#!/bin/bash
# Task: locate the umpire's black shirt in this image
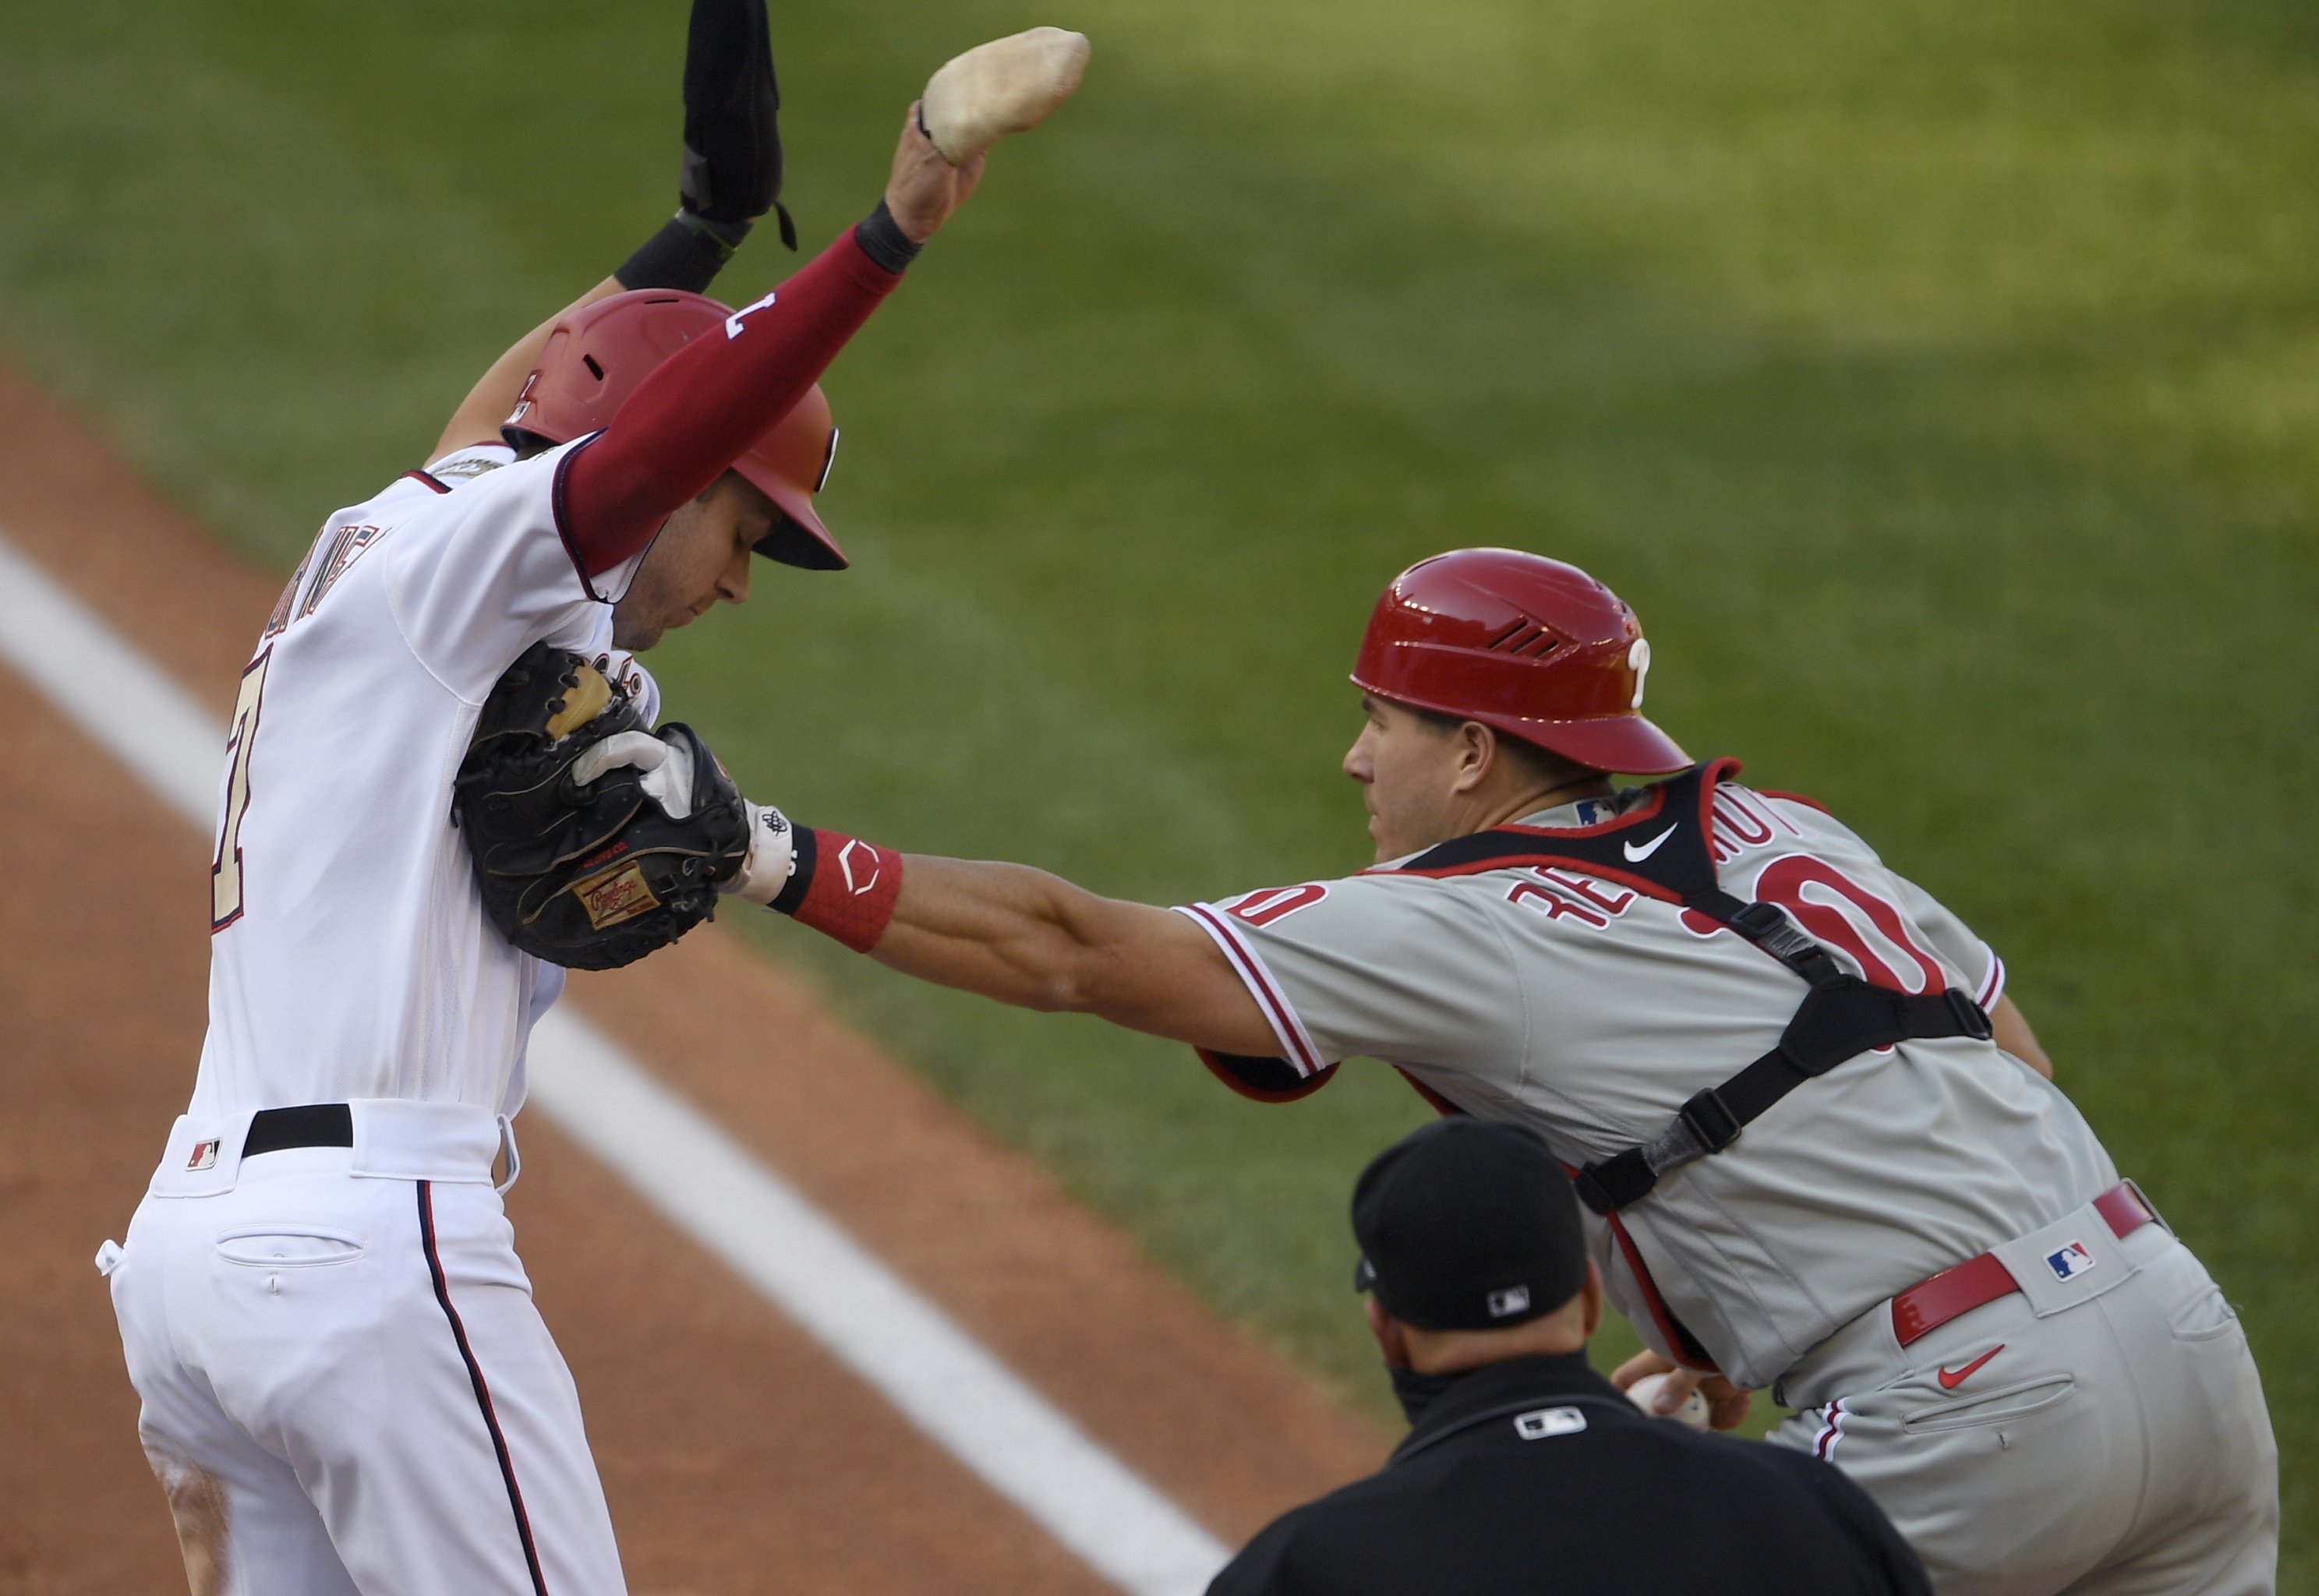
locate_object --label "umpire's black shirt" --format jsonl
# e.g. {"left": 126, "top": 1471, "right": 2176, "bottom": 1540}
{"left": 1206, "top": 1353, "right": 1931, "bottom": 1596}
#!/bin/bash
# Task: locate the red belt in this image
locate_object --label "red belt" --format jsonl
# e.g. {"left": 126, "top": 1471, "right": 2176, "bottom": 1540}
{"left": 1890, "top": 1181, "right": 2158, "bottom": 1347}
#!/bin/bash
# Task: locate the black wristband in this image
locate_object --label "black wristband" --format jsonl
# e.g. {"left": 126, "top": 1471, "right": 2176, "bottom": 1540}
{"left": 769, "top": 824, "right": 818, "bottom": 915}
{"left": 616, "top": 210, "right": 754, "bottom": 294}
{"left": 852, "top": 200, "right": 922, "bottom": 276}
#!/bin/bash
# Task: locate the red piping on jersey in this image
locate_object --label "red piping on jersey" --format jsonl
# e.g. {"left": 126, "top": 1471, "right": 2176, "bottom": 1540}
{"left": 555, "top": 230, "right": 900, "bottom": 580}
{"left": 1180, "top": 904, "right": 1324, "bottom": 1076}
{"left": 1755, "top": 789, "right": 1830, "bottom": 816}
{"left": 1375, "top": 759, "right": 1742, "bottom": 903}
{"left": 1600, "top": 1197, "right": 1721, "bottom": 1373}
{"left": 1361, "top": 778, "right": 1674, "bottom": 879}
{"left": 1977, "top": 952, "right": 2006, "bottom": 1012}
{"left": 402, "top": 469, "right": 452, "bottom": 494}
{"left": 1551, "top": 1149, "right": 1720, "bottom": 1373}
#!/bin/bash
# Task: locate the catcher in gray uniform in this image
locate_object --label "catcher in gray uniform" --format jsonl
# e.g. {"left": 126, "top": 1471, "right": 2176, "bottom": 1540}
{"left": 627, "top": 546, "right": 2275, "bottom": 1594}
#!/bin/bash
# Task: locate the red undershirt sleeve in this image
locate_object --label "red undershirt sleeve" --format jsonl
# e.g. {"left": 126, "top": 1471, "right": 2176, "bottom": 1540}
{"left": 555, "top": 228, "right": 902, "bottom": 581}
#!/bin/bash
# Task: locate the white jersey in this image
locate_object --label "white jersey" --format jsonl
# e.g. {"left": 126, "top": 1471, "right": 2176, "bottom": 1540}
{"left": 192, "top": 440, "right": 659, "bottom": 1122}
{"left": 1181, "top": 778, "right": 2117, "bottom": 1390}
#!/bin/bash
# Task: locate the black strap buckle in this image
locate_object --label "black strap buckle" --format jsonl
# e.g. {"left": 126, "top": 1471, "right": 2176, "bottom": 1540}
{"left": 1727, "top": 900, "right": 1809, "bottom": 957}
{"left": 1571, "top": 1167, "right": 1621, "bottom": 1216}
{"left": 1944, "top": 987, "right": 1995, "bottom": 1040}
{"left": 1727, "top": 900, "right": 1847, "bottom": 985}
{"left": 1677, "top": 1087, "right": 1743, "bottom": 1154}
{"left": 1573, "top": 1150, "right": 1658, "bottom": 1215}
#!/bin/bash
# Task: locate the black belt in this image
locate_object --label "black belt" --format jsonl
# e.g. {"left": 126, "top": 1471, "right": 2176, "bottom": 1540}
{"left": 242, "top": 1103, "right": 353, "bottom": 1157}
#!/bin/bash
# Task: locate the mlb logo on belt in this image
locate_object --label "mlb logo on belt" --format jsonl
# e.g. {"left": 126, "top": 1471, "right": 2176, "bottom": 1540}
{"left": 186, "top": 1139, "right": 221, "bottom": 1171}
{"left": 2045, "top": 1239, "right": 2096, "bottom": 1281}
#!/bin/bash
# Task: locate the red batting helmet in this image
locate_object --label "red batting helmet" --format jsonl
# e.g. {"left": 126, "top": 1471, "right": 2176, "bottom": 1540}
{"left": 503, "top": 289, "right": 847, "bottom": 570}
{"left": 1351, "top": 549, "right": 1690, "bottom": 775}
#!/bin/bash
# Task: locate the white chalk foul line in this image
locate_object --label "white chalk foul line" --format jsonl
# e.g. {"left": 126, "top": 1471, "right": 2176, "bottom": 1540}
{"left": 0, "top": 530, "right": 1230, "bottom": 1596}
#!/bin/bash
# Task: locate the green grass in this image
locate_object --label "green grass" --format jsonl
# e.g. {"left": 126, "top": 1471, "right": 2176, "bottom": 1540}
{"left": 4, "top": 0, "right": 2313, "bottom": 1574}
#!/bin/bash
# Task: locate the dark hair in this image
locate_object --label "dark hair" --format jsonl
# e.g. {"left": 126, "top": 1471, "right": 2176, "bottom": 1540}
{"left": 1405, "top": 704, "right": 1598, "bottom": 789}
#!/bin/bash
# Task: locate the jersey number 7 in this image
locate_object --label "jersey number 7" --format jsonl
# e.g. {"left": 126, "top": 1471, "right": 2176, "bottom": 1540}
{"left": 210, "top": 651, "right": 272, "bottom": 930}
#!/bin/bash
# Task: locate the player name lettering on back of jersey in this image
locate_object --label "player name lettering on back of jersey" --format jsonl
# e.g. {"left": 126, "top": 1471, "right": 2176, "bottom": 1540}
{"left": 295, "top": 522, "right": 389, "bottom": 623}
{"left": 1506, "top": 868, "right": 1637, "bottom": 930}
{"left": 262, "top": 547, "right": 315, "bottom": 642}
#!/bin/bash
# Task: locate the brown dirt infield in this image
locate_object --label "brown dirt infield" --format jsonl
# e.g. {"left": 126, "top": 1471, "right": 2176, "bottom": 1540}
{"left": 0, "top": 365, "right": 1385, "bottom": 1595}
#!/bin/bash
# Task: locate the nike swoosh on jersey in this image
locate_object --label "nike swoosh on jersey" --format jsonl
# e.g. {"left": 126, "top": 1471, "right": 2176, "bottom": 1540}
{"left": 1937, "top": 1345, "right": 2004, "bottom": 1389}
{"left": 1622, "top": 825, "right": 1677, "bottom": 863}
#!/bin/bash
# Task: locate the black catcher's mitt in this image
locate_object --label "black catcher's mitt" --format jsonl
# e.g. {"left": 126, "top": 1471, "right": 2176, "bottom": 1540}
{"left": 452, "top": 643, "right": 748, "bottom": 970}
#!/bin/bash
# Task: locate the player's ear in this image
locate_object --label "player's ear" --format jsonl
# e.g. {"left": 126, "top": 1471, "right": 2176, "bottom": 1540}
{"left": 1452, "top": 722, "right": 1494, "bottom": 793}
{"left": 1580, "top": 1259, "right": 1603, "bottom": 1340}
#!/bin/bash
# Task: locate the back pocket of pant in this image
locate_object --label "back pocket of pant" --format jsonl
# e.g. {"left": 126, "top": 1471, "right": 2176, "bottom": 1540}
{"left": 2165, "top": 1283, "right": 2243, "bottom": 1344}
{"left": 215, "top": 1227, "right": 365, "bottom": 1268}
{"left": 1900, "top": 1374, "right": 2075, "bottom": 1435}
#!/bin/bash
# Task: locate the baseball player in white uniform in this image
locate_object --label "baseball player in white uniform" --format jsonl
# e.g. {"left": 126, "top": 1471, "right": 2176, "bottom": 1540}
{"left": 713, "top": 548, "right": 2278, "bottom": 1594}
{"left": 98, "top": 24, "right": 988, "bottom": 1586}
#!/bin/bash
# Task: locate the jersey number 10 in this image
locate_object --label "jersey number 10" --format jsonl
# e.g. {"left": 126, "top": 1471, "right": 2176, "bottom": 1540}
{"left": 210, "top": 651, "right": 272, "bottom": 930}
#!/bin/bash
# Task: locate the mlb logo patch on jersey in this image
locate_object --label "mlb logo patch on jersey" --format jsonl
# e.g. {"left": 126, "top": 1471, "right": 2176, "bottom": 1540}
{"left": 186, "top": 1139, "right": 221, "bottom": 1171}
{"left": 1514, "top": 1406, "right": 1587, "bottom": 1441}
{"left": 2045, "top": 1240, "right": 2096, "bottom": 1281}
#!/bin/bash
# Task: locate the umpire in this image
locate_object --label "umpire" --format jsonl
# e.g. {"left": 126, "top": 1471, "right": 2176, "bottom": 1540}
{"left": 1207, "top": 1119, "right": 1932, "bottom": 1596}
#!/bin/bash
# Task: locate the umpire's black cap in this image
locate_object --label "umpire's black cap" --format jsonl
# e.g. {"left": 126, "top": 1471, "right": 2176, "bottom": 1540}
{"left": 1352, "top": 1118, "right": 1588, "bottom": 1332}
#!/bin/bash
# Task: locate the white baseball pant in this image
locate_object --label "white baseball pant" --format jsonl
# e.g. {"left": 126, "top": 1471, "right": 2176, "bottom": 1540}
{"left": 104, "top": 1103, "right": 627, "bottom": 1596}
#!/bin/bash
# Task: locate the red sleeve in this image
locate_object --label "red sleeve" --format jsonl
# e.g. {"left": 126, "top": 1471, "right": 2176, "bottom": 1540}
{"left": 557, "top": 229, "right": 901, "bottom": 581}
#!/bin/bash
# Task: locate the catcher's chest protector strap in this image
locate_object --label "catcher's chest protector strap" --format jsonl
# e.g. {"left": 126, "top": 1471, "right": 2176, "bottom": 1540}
{"left": 1398, "top": 760, "right": 1993, "bottom": 1216}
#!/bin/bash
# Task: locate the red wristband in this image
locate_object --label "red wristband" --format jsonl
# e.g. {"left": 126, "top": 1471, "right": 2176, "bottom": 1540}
{"left": 786, "top": 828, "right": 903, "bottom": 952}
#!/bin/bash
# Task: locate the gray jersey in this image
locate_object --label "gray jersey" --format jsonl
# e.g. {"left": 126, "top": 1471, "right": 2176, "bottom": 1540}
{"left": 1179, "top": 779, "right": 2116, "bottom": 1390}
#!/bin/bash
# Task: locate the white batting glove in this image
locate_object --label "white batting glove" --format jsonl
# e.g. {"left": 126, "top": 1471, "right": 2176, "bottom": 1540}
{"left": 567, "top": 730, "right": 796, "bottom": 903}
{"left": 570, "top": 730, "right": 698, "bottom": 819}
{"left": 729, "top": 800, "right": 797, "bottom": 905}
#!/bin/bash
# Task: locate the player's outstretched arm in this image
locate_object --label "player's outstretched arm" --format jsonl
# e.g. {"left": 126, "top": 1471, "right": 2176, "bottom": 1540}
{"left": 428, "top": 0, "right": 795, "bottom": 463}
{"left": 553, "top": 105, "right": 978, "bottom": 577}
{"left": 557, "top": 727, "right": 1274, "bottom": 1047}
{"left": 869, "top": 855, "right": 1278, "bottom": 1054}
{"left": 663, "top": 788, "right": 1278, "bottom": 1052}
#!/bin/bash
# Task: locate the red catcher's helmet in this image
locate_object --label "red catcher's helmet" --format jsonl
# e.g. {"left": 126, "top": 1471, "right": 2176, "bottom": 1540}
{"left": 502, "top": 289, "right": 847, "bottom": 571}
{"left": 1351, "top": 549, "right": 1690, "bottom": 775}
